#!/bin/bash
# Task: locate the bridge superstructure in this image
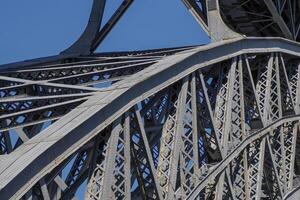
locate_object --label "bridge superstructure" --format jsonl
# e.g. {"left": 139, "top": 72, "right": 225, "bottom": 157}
{"left": 0, "top": 0, "right": 300, "bottom": 199}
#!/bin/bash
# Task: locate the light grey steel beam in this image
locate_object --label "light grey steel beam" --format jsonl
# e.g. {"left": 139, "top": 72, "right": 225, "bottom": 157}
{"left": 7, "top": 58, "right": 159, "bottom": 73}
{"left": 134, "top": 107, "right": 163, "bottom": 199}
{"left": 14, "top": 127, "right": 73, "bottom": 199}
{"left": 181, "top": 0, "right": 210, "bottom": 35}
{"left": 206, "top": 0, "right": 241, "bottom": 41}
{"left": 1, "top": 38, "right": 300, "bottom": 199}
{"left": 14, "top": 128, "right": 30, "bottom": 142}
{"left": 0, "top": 46, "right": 189, "bottom": 72}
{"left": 2, "top": 1, "right": 300, "bottom": 199}
{"left": 40, "top": 179, "right": 51, "bottom": 200}
{"left": 263, "top": 0, "right": 293, "bottom": 40}
{"left": 0, "top": 75, "right": 101, "bottom": 92}
{"left": 0, "top": 97, "right": 88, "bottom": 132}
{"left": 187, "top": 115, "right": 300, "bottom": 200}
{"left": 0, "top": 93, "right": 93, "bottom": 103}
{"left": 46, "top": 60, "right": 157, "bottom": 83}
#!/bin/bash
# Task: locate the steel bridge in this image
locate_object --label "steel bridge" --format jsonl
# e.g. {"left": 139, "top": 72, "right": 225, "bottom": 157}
{"left": 0, "top": 0, "right": 300, "bottom": 199}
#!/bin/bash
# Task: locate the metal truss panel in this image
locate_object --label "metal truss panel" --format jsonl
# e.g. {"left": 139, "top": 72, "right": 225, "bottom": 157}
{"left": 1, "top": 30, "right": 300, "bottom": 200}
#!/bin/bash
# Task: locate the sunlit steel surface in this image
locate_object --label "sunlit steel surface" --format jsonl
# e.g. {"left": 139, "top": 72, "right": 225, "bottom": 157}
{"left": 0, "top": 0, "right": 300, "bottom": 199}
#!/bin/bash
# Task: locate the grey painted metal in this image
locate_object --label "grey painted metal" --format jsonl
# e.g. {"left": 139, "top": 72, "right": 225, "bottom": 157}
{"left": 61, "top": 0, "right": 134, "bottom": 55}
{"left": 0, "top": 37, "right": 300, "bottom": 199}
{"left": 1, "top": 1, "right": 300, "bottom": 200}
{"left": 61, "top": 0, "right": 106, "bottom": 55}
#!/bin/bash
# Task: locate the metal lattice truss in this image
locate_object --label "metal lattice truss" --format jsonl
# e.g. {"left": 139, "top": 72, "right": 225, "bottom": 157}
{"left": 219, "top": 0, "right": 300, "bottom": 40}
{"left": 0, "top": 46, "right": 191, "bottom": 154}
{"left": 183, "top": 0, "right": 300, "bottom": 41}
{"left": 2, "top": 0, "right": 300, "bottom": 199}
{"left": 1, "top": 38, "right": 300, "bottom": 199}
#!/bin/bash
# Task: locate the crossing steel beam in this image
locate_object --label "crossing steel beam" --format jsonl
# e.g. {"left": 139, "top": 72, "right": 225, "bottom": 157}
{"left": 1, "top": 0, "right": 300, "bottom": 199}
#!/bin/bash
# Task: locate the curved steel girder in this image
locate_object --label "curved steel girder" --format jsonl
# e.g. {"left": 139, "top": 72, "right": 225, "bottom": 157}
{"left": 0, "top": 1, "right": 105, "bottom": 70}
{"left": 61, "top": 0, "right": 134, "bottom": 55}
{"left": 61, "top": 0, "right": 106, "bottom": 55}
{"left": 284, "top": 186, "right": 300, "bottom": 200}
{"left": 0, "top": 0, "right": 134, "bottom": 70}
{"left": 1, "top": 37, "right": 300, "bottom": 199}
{"left": 187, "top": 114, "right": 300, "bottom": 199}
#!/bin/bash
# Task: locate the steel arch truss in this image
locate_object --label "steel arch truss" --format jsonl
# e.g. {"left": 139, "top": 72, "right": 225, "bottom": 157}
{"left": 3, "top": 0, "right": 300, "bottom": 199}
{"left": 1, "top": 39, "right": 300, "bottom": 199}
{"left": 0, "top": 47, "right": 189, "bottom": 156}
{"left": 81, "top": 51, "right": 300, "bottom": 200}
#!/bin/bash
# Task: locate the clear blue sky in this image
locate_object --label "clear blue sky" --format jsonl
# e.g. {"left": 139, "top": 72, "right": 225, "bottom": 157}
{"left": 0, "top": 0, "right": 209, "bottom": 198}
{"left": 0, "top": 0, "right": 209, "bottom": 65}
